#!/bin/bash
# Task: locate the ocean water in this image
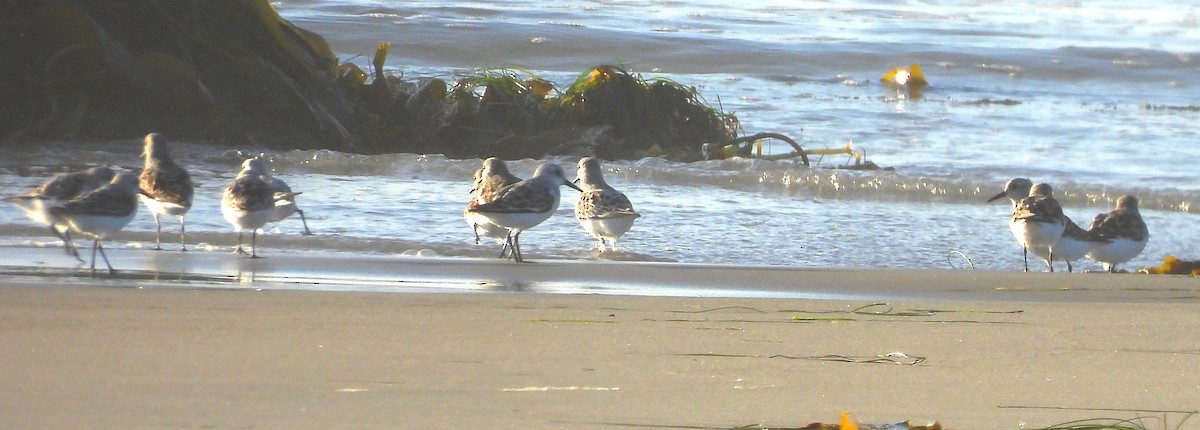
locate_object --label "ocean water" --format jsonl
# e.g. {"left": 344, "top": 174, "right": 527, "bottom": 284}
{"left": 2, "top": 1, "right": 1198, "bottom": 274}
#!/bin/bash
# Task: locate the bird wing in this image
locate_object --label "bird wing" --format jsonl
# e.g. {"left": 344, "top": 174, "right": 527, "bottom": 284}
{"left": 224, "top": 176, "right": 275, "bottom": 211}
{"left": 470, "top": 182, "right": 555, "bottom": 214}
{"left": 576, "top": 190, "right": 638, "bottom": 220}
{"left": 1012, "top": 196, "right": 1062, "bottom": 223}
{"left": 50, "top": 186, "right": 137, "bottom": 217}
{"left": 140, "top": 163, "right": 194, "bottom": 206}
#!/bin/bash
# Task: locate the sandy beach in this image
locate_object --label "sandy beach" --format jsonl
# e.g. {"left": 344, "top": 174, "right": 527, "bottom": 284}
{"left": 1, "top": 248, "right": 1199, "bottom": 429}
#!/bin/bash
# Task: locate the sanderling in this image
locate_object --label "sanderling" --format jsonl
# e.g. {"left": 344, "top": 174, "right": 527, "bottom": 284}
{"left": 47, "top": 171, "right": 141, "bottom": 274}
{"left": 574, "top": 157, "right": 640, "bottom": 252}
{"left": 987, "top": 178, "right": 1034, "bottom": 208}
{"left": 465, "top": 163, "right": 581, "bottom": 263}
{"left": 1086, "top": 195, "right": 1149, "bottom": 272}
{"left": 1011, "top": 183, "right": 1066, "bottom": 272}
{"left": 987, "top": 178, "right": 1033, "bottom": 262}
{"left": 138, "top": 133, "right": 194, "bottom": 251}
{"left": 989, "top": 178, "right": 1107, "bottom": 272}
{"left": 464, "top": 157, "right": 522, "bottom": 251}
{"left": 6, "top": 166, "right": 115, "bottom": 261}
{"left": 221, "top": 159, "right": 276, "bottom": 258}
{"left": 259, "top": 161, "right": 312, "bottom": 235}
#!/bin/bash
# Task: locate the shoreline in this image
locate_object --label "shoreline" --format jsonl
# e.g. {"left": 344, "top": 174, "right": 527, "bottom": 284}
{"left": 1, "top": 247, "right": 1198, "bottom": 429}
{"left": 2, "top": 245, "right": 1198, "bottom": 303}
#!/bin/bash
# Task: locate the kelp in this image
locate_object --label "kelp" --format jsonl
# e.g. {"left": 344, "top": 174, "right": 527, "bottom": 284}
{"left": 0, "top": 0, "right": 767, "bottom": 161}
{"left": 1139, "top": 255, "right": 1200, "bottom": 276}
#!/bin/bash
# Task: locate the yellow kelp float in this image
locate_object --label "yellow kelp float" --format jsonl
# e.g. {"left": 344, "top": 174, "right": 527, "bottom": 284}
{"left": 882, "top": 63, "right": 929, "bottom": 98}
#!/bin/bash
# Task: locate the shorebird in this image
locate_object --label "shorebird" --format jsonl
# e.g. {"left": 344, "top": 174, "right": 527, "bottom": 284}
{"left": 138, "top": 133, "right": 194, "bottom": 251}
{"left": 987, "top": 178, "right": 1033, "bottom": 264}
{"left": 1011, "top": 183, "right": 1066, "bottom": 272}
{"left": 990, "top": 178, "right": 1107, "bottom": 272}
{"left": 465, "top": 163, "right": 581, "bottom": 263}
{"left": 574, "top": 157, "right": 640, "bottom": 252}
{"left": 221, "top": 159, "right": 276, "bottom": 258}
{"left": 1086, "top": 195, "right": 1149, "bottom": 272}
{"left": 47, "top": 171, "right": 141, "bottom": 274}
{"left": 6, "top": 166, "right": 115, "bottom": 261}
{"left": 464, "top": 157, "right": 522, "bottom": 252}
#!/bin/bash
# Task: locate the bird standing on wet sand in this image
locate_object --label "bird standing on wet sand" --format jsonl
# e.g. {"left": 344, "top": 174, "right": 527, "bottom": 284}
{"left": 465, "top": 163, "right": 581, "bottom": 263}
{"left": 988, "top": 178, "right": 1033, "bottom": 265}
{"left": 221, "top": 159, "right": 276, "bottom": 258}
{"left": 1011, "top": 183, "right": 1066, "bottom": 272}
{"left": 1086, "top": 195, "right": 1149, "bottom": 272}
{"left": 990, "top": 178, "right": 1104, "bottom": 272}
{"left": 464, "top": 157, "right": 522, "bottom": 251}
{"left": 48, "top": 171, "right": 141, "bottom": 275}
{"left": 138, "top": 133, "right": 194, "bottom": 251}
{"left": 574, "top": 157, "right": 640, "bottom": 252}
{"left": 7, "top": 166, "right": 116, "bottom": 261}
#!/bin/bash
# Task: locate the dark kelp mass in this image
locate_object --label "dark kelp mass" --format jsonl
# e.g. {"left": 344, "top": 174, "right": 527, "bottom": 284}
{"left": 1, "top": 0, "right": 740, "bottom": 161}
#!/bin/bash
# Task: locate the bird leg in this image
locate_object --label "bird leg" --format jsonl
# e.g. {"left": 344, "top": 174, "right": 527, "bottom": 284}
{"left": 249, "top": 230, "right": 262, "bottom": 259}
{"left": 53, "top": 225, "right": 83, "bottom": 262}
{"left": 297, "top": 210, "right": 313, "bottom": 235}
{"left": 1022, "top": 246, "right": 1029, "bottom": 272}
{"left": 233, "top": 232, "right": 250, "bottom": 255}
{"left": 153, "top": 212, "right": 163, "bottom": 251}
{"left": 179, "top": 215, "right": 188, "bottom": 251}
{"left": 512, "top": 231, "right": 525, "bottom": 263}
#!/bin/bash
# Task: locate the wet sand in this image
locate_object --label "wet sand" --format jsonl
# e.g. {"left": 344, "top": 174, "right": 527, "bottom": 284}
{"left": 1, "top": 248, "right": 1199, "bottom": 429}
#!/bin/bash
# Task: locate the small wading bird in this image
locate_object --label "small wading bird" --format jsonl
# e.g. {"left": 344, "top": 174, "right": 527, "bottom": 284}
{"left": 221, "top": 159, "right": 276, "bottom": 258}
{"left": 464, "top": 163, "right": 581, "bottom": 263}
{"left": 1086, "top": 195, "right": 1149, "bottom": 272}
{"left": 138, "top": 133, "right": 195, "bottom": 251}
{"left": 464, "top": 157, "right": 522, "bottom": 255}
{"left": 48, "top": 172, "right": 141, "bottom": 275}
{"left": 990, "top": 178, "right": 1105, "bottom": 272}
{"left": 1010, "top": 183, "right": 1066, "bottom": 272}
{"left": 574, "top": 157, "right": 640, "bottom": 252}
{"left": 988, "top": 178, "right": 1033, "bottom": 267}
{"left": 6, "top": 166, "right": 115, "bottom": 261}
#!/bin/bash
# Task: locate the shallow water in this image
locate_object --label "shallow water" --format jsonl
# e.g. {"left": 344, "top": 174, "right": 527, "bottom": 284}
{"left": 1, "top": 1, "right": 1198, "bottom": 274}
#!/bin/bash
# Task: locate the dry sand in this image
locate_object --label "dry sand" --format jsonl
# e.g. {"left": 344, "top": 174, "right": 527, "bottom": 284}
{"left": 1, "top": 249, "right": 1199, "bottom": 429}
